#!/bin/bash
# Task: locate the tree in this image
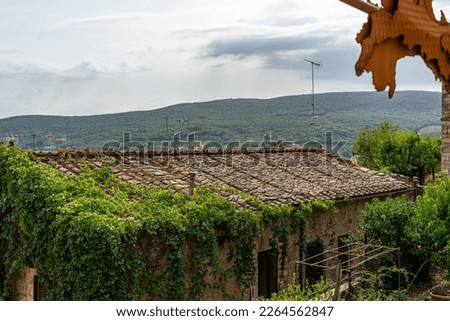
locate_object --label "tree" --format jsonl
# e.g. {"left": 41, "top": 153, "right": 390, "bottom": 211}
{"left": 352, "top": 121, "right": 399, "bottom": 169}
{"left": 414, "top": 135, "right": 441, "bottom": 181}
{"left": 414, "top": 178, "right": 450, "bottom": 277}
{"left": 360, "top": 196, "right": 414, "bottom": 249}
{"left": 360, "top": 196, "right": 434, "bottom": 278}
{"left": 361, "top": 179, "right": 450, "bottom": 279}
{"left": 352, "top": 121, "right": 440, "bottom": 184}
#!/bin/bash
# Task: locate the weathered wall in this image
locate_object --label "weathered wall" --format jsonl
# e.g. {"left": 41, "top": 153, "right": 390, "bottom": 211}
{"left": 12, "top": 267, "right": 36, "bottom": 301}
{"left": 12, "top": 191, "right": 414, "bottom": 301}
{"left": 443, "top": 85, "right": 450, "bottom": 176}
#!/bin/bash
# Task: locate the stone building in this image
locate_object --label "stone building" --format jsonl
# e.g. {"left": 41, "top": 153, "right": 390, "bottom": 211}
{"left": 13, "top": 147, "right": 415, "bottom": 300}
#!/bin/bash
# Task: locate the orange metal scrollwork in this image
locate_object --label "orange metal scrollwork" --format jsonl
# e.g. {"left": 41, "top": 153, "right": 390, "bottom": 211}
{"left": 341, "top": 0, "right": 450, "bottom": 97}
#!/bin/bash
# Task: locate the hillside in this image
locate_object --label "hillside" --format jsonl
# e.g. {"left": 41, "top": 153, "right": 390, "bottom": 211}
{"left": 0, "top": 91, "right": 441, "bottom": 158}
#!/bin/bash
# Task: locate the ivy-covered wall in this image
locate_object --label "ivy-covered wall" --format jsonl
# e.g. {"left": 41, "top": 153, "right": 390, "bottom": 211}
{"left": 0, "top": 145, "right": 336, "bottom": 300}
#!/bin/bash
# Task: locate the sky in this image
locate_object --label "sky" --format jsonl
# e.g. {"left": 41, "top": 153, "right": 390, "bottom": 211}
{"left": 0, "top": 0, "right": 449, "bottom": 118}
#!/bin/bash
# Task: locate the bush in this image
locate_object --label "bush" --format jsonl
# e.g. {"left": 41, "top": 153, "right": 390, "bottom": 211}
{"left": 265, "top": 276, "right": 334, "bottom": 301}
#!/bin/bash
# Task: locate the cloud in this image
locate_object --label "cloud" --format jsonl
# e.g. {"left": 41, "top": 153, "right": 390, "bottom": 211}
{"left": 264, "top": 15, "right": 317, "bottom": 27}
{"left": 61, "top": 60, "right": 115, "bottom": 81}
{"left": 204, "top": 34, "right": 330, "bottom": 58}
{"left": 0, "top": 60, "right": 150, "bottom": 82}
{"left": 201, "top": 31, "right": 353, "bottom": 74}
{"left": 0, "top": 49, "right": 22, "bottom": 55}
{"left": 0, "top": 62, "right": 55, "bottom": 81}
{"left": 63, "top": 12, "right": 157, "bottom": 25}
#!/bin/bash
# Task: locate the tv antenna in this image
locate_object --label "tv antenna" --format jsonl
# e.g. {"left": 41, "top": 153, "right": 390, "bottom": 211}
{"left": 304, "top": 59, "right": 321, "bottom": 140}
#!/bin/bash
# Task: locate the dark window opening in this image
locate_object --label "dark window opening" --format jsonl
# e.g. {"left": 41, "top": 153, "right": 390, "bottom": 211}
{"left": 338, "top": 235, "right": 349, "bottom": 268}
{"left": 305, "top": 239, "right": 324, "bottom": 284}
{"left": 33, "top": 275, "right": 47, "bottom": 301}
{"left": 258, "top": 250, "right": 278, "bottom": 298}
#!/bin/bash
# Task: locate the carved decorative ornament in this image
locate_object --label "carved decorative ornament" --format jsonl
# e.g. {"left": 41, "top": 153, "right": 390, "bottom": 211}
{"left": 342, "top": 0, "right": 450, "bottom": 97}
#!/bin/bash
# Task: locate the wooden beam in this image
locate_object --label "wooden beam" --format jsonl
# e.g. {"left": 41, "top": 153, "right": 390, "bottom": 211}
{"left": 340, "top": 0, "right": 379, "bottom": 14}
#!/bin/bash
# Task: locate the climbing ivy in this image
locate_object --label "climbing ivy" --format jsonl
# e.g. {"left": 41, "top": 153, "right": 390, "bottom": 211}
{"left": 0, "top": 145, "right": 336, "bottom": 300}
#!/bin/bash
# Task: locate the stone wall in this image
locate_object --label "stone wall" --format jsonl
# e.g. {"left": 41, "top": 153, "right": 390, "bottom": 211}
{"left": 442, "top": 84, "right": 450, "bottom": 176}
{"left": 11, "top": 191, "right": 413, "bottom": 301}
{"left": 12, "top": 267, "right": 36, "bottom": 301}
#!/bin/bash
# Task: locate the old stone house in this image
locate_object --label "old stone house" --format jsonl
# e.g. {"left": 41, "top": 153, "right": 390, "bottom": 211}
{"left": 10, "top": 147, "right": 415, "bottom": 300}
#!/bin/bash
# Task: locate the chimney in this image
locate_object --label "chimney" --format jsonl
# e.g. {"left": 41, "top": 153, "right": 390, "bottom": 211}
{"left": 188, "top": 172, "right": 196, "bottom": 196}
{"left": 442, "top": 84, "right": 450, "bottom": 176}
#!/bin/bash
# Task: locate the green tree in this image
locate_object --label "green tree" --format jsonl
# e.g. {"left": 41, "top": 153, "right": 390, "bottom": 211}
{"left": 360, "top": 196, "right": 433, "bottom": 277}
{"left": 414, "top": 178, "right": 450, "bottom": 277}
{"left": 414, "top": 135, "right": 441, "bottom": 181}
{"left": 352, "top": 121, "right": 440, "bottom": 184}
{"left": 379, "top": 130, "right": 420, "bottom": 179}
{"left": 360, "top": 196, "right": 414, "bottom": 249}
{"left": 380, "top": 131, "right": 440, "bottom": 184}
{"left": 361, "top": 180, "right": 450, "bottom": 279}
{"left": 352, "top": 121, "right": 400, "bottom": 169}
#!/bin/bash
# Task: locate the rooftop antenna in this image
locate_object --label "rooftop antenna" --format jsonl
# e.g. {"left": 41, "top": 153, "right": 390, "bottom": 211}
{"left": 304, "top": 59, "right": 321, "bottom": 141}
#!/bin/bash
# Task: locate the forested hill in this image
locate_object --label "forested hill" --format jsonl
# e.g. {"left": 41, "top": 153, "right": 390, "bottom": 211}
{"left": 0, "top": 90, "right": 441, "bottom": 157}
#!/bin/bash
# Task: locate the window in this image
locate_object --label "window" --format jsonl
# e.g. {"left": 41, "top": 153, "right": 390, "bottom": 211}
{"left": 258, "top": 250, "right": 278, "bottom": 298}
{"left": 338, "top": 235, "right": 349, "bottom": 268}
{"left": 305, "top": 239, "right": 324, "bottom": 284}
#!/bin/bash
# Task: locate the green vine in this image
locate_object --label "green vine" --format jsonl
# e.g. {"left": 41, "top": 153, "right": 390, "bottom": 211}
{"left": 0, "top": 145, "right": 336, "bottom": 300}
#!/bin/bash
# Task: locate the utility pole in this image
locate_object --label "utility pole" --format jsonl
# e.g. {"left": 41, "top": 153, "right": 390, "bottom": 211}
{"left": 32, "top": 132, "right": 35, "bottom": 151}
{"left": 165, "top": 116, "right": 169, "bottom": 136}
{"left": 304, "top": 59, "right": 321, "bottom": 140}
{"left": 65, "top": 123, "right": 69, "bottom": 149}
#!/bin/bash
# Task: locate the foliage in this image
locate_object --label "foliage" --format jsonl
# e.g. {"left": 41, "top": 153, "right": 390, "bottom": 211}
{"left": 350, "top": 268, "right": 411, "bottom": 301}
{"left": 360, "top": 196, "right": 434, "bottom": 277}
{"left": 265, "top": 275, "right": 334, "bottom": 301}
{"left": 352, "top": 121, "right": 400, "bottom": 169}
{"left": 361, "top": 178, "right": 450, "bottom": 280}
{"left": 360, "top": 196, "right": 414, "bottom": 248}
{"left": 414, "top": 178, "right": 450, "bottom": 278}
{"left": 380, "top": 131, "right": 440, "bottom": 184}
{"left": 0, "top": 145, "right": 337, "bottom": 300}
{"left": 352, "top": 121, "right": 440, "bottom": 184}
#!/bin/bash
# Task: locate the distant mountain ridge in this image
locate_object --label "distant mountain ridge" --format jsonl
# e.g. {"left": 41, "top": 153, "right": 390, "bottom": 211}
{"left": 0, "top": 91, "right": 441, "bottom": 157}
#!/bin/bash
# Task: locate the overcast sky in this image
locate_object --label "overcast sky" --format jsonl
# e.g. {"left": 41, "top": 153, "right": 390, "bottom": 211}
{"left": 0, "top": 0, "right": 448, "bottom": 118}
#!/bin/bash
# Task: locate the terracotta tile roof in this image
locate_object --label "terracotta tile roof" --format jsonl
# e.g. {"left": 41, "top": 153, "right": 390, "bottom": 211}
{"left": 34, "top": 148, "right": 413, "bottom": 207}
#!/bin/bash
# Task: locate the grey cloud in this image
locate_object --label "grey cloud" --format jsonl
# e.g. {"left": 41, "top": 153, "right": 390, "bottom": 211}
{"left": 0, "top": 60, "right": 150, "bottom": 83}
{"left": 261, "top": 45, "right": 359, "bottom": 81}
{"left": 204, "top": 34, "right": 331, "bottom": 58}
{"left": 61, "top": 60, "right": 119, "bottom": 81}
{"left": 202, "top": 32, "right": 357, "bottom": 72}
{"left": 61, "top": 60, "right": 150, "bottom": 81}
